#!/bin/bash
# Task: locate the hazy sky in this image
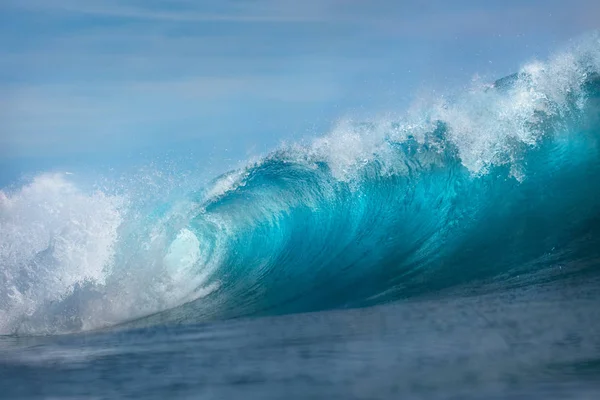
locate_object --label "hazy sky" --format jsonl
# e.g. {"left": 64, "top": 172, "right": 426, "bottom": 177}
{"left": 1, "top": 0, "right": 599, "bottom": 184}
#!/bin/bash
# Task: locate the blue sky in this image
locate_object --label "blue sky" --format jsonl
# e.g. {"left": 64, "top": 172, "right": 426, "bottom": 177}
{"left": 1, "top": 0, "right": 599, "bottom": 185}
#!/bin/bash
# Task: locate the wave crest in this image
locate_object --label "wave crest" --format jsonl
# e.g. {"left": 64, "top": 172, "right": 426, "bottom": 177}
{"left": 2, "top": 33, "right": 600, "bottom": 335}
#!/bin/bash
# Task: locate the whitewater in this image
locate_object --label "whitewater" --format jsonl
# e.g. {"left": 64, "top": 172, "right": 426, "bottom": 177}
{"left": 1, "top": 33, "right": 600, "bottom": 399}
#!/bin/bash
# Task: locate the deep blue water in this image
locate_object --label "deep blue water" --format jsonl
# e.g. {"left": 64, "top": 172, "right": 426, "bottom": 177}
{"left": 2, "top": 275, "right": 600, "bottom": 399}
{"left": 1, "top": 35, "right": 600, "bottom": 399}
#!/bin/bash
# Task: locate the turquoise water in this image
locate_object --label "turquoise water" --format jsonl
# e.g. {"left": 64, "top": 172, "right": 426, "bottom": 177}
{"left": 1, "top": 34, "right": 600, "bottom": 399}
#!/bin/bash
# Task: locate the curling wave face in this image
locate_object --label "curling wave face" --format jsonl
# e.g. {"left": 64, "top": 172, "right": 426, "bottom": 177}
{"left": 2, "top": 34, "right": 600, "bottom": 335}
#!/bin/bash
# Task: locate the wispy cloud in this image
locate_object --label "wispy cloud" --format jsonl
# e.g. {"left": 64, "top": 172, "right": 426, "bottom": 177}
{"left": 0, "top": 73, "right": 346, "bottom": 157}
{"left": 1, "top": 0, "right": 599, "bottom": 166}
{"left": 2, "top": 0, "right": 333, "bottom": 23}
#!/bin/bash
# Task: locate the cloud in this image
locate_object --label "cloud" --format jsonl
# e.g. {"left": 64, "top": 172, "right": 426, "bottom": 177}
{"left": 1, "top": 0, "right": 599, "bottom": 163}
{"left": 1, "top": 0, "right": 331, "bottom": 23}
{"left": 0, "top": 73, "right": 345, "bottom": 157}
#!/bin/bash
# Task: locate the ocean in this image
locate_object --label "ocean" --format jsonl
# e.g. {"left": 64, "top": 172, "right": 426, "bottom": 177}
{"left": 1, "top": 34, "right": 600, "bottom": 399}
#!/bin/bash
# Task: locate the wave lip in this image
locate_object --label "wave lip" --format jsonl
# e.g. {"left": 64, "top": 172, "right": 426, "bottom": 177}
{"left": 2, "top": 33, "right": 600, "bottom": 335}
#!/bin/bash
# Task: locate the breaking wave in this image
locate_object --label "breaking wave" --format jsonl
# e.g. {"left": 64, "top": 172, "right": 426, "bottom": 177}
{"left": 2, "top": 33, "right": 600, "bottom": 335}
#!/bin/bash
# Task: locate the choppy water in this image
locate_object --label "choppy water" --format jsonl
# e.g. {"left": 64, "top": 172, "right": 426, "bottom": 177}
{"left": 1, "top": 33, "right": 600, "bottom": 399}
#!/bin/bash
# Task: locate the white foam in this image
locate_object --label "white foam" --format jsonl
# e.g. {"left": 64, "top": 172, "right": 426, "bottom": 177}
{"left": 0, "top": 173, "right": 124, "bottom": 334}
{"left": 311, "top": 119, "right": 389, "bottom": 181}
{"left": 203, "top": 169, "right": 249, "bottom": 202}
{"left": 307, "top": 33, "right": 600, "bottom": 179}
{"left": 0, "top": 173, "right": 226, "bottom": 335}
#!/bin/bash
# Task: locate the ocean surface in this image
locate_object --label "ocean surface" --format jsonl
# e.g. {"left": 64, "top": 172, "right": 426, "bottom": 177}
{"left": 1, "top": 34, "right": 600, "bottom": 399}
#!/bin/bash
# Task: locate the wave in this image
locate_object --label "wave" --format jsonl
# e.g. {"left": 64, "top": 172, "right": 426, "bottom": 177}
{"left": 2, "top": 33, "right": 600, "bottom": 335}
